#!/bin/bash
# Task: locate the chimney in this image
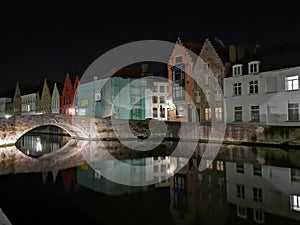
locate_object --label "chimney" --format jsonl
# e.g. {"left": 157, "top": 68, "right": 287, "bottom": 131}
{"left": 229, "top": 44, "right": 237, "bottom": 63}
{"left": 237, "top": 45, "right": 245, "bottom": 61}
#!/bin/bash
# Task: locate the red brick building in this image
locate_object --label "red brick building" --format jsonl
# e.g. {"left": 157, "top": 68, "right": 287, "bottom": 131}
{"left": 60, "top": 73, "right": 80, "bottom": 115}
{"left": 168, "top": 37, "right": 231, "bottom": 122}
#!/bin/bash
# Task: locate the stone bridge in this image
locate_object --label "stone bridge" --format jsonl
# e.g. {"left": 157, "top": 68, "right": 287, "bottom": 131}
{"left": 0, "top": 114, "right": 94, "bottom": 146}
{"left": 0, "top": 113, "right": 299, "bottom": 147}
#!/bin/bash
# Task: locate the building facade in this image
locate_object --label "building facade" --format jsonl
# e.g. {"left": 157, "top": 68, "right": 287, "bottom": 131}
{"left": 224, "top": 62, "right": 300, "bottom": 126}
{"left": 0, "top": 98, "right": 12, "bottom": 117}
{"left": 13, "top": 82, "right": 22, "bottom": 115}
{"left": 37, "top": 79, "right": 52, "bottom": 114}
{"left": 150, "top": 80, "right": 169, "bottom": 120}
{"left": 168, "top": 37, "right": 229, "bottom": 122}
{"left": 76, "top": 68, "right": 149, "bottom": 120}
{"left": 51, "top": 83, "right": 60, "bottom": 114}
{"left": 21, "top": 93, "right": 37, "bottom": 115}
{"left": 60, "top": 73, "right": 79, "bottom": 115}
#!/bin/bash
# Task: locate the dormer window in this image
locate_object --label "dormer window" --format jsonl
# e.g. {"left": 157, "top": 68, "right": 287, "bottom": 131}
{"left": 232, "top": 64, "right": 243, "bottom": 76}
{"left": 248, "top": 61, "right": 260, "bottom": 74}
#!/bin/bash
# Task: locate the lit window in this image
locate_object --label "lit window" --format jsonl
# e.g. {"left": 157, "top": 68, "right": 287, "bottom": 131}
{"left": 285, "top": 75, "right": 299, "bottom": 91}
{"left": 253, "top": 187, "right": 263, "bottom": 202}
{"left": 234, "top": 106, "right": 243, "bottom": 121}
{"left": 234, "top": 82, "right": 242, "bottom": 95}
{"left": 206, "top": 160, "right": 213, "bottom": 169}
{"left": 205, "top": 107, "right": 211, "bottom": 121}
{"left": 237, "top": 184, "right": 245, "bottom": 198}
{"left": 250, "top": 105, "right": 260, "bottom": 122}
{"left": 216, "top": 161, "right": 224, "bottom": 171}
{"left": 288, "top": 103, "right": 299, "bottom": 121}
{"left": 290, "top": 195, "right": 300, "bottom": 211}
{"left": 215, "top": 107, "right": 222, "bottom": 121}
{"left": 249, "top": 80, "right": 258, "bottom": 94}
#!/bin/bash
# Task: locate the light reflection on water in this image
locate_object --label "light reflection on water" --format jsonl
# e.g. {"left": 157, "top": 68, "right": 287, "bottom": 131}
{"left": 5, "top": 130, "right": 300, "bottom": 225}
{"left": 4, "top": 127, "right": 300, "bottom": 225}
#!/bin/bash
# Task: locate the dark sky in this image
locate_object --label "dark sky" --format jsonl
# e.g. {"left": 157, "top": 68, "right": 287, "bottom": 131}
{"left": 1, "top": 0, "right": 300, "bottom": 96}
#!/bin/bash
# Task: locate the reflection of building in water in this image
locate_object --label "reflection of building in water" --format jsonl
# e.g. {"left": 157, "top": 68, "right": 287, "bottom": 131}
{"left": 153, "top": 156, "right": 173, "bottom": 188}
{"left": 77, "top": 160, "right": 150, "bottom": 196}
{"left": 16, "top": 133, "right": 70, "bottom": 157}
{"left": 170, "top": 156, "right": 229, "bottom": 225}
{"left": 226, "top": 161, "right": 300, "bottom": 224}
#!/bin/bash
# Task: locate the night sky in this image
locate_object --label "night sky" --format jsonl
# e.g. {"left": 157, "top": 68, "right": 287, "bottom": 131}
{"left": 1, "top": 0, "right": 300, "bottom": 96}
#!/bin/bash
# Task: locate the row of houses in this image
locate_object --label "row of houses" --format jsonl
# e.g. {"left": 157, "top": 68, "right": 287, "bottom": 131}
{"left": 0, "top": 74, "right": 80, "bottom": 118}
{"left": 75, "top": 37, "right": 300, "bottom": 126}
{"left": 1, "top": 37, "right": 300, "bottom": 126}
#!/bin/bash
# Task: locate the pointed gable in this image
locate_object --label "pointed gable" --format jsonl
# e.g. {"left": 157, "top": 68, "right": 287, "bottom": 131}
{"left": 41, "top": 79, "right": 51, "bottom": 101}
{"left": 62, "top": 73, "right": 73, "bottom": 96}
{"left": 73, "top": 75, "right": 80, "bottom": 92}
{"left": 14, "top": 82, "right": 21, "bottom": 101}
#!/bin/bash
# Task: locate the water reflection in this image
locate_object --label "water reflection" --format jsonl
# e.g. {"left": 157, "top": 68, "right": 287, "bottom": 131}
{"left": 2, "top": 142, "right": 300, "bottom": 225}
{"left": 15, "top": 126, "right": 71, "bottom": 158}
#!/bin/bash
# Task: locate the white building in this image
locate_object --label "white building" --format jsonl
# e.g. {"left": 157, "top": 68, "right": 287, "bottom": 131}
{"left": 150, "top": 81, "right": 169, "bottom": 120}
{"left": 21, "top": 93, "right": 37, "bottom": 115}
{"left": 51, "top": 83, "right": 60, "bottom": 113}
{"left": 226, "top": 161, "right": 300, "bottom": 223}
{"left": 224, "top": 61, "right": 300, "bottom": 126}
{"left": 0, "top": 98, "right": 12, "bottom": 117}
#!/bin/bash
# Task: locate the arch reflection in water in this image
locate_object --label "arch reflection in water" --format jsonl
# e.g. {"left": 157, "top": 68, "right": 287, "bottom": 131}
{"left": 15, "top": 125, "right": 71, "bottom": 158}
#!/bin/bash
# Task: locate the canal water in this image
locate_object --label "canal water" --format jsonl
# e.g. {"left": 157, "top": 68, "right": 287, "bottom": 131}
{"left": 1, "top": 127, "right": 300, "bottom": 225}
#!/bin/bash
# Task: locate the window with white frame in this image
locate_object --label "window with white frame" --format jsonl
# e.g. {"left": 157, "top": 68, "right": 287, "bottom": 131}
{"left": 237, "top": 184, "right": 245, "bottom": 198}
{"left": 205, "top": 107, "right": 211, "bottom": 121}
{"left": 237, "top": 205, "right": 247, "bottom": 219}
{"left": 233, "top": 64, "right": 243, "bottom": 76}
{"left": 253, "top": 187, "right": 263, "bottom": 202}
{"left": 234, "top": 82, "right": 242, "bottom": 95}
{"left": 248, "top": 61, "right": 260, "bottom": 74}
{"left": 205, "top": 90, "right": 210, "bottom": 102}
{"left": 236, "top": 162, "right": 244, "bottom": 173}
{"left": 250, "top": 105, "right": 260, "bottom": 122}
{"left": 159, "top": 96, "right": 165, "bottom": 104}
{"left": 249, "top": 80, "right": 258, "bottom": 94}
{"left": 290, "top": 194, "right": 300, "bottom": 211}
{"left": 215, "top": 107, "right": 222, "bottom": 121}
{"left": 194, "top": 92, "right": 201, "bottom": 103}
{"left": 253, "top": 210, "right": 264, "bottom": 224}
{"left": 152, "top": 96, "right": 158, "bottom": 104}
{"left": 288, "top": 103, "right": 299, "bottom": 121}
{"left": 215, "top": 89, "right": 222, "bottom": 101}
{"left": 159, "top": 86, "right": 165, "bottom": 93}
{"left": 291, "top": 169, "right": 300, "bottom": 182}
{"left": 234, "top": 106, "right": 243, "bottom": 121}
{"left": 176, "top": 104, "right": 185, "bottom": 117}
{"left": 285, "top": 75, "right": 299, "bottom": 91}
